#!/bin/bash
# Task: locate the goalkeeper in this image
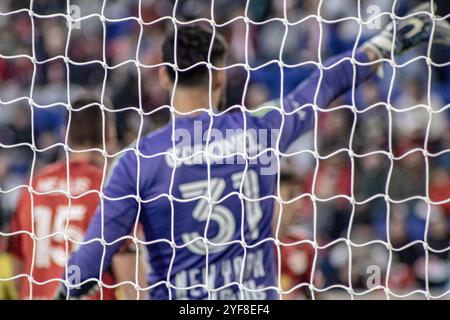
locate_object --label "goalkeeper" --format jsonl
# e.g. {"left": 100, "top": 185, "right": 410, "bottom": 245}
{"left": 59, "top": 5, "right": 450, "bottom": 299}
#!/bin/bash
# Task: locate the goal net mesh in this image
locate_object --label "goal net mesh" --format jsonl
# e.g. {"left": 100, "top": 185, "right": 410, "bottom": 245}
{"left": 0, "top": 0, "right": 449, "bottom": 300}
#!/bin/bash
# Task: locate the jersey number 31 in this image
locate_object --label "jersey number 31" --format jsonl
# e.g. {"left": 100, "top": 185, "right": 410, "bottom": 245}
{"left": 179, "top": 169, "right": 263, "bottom": 255}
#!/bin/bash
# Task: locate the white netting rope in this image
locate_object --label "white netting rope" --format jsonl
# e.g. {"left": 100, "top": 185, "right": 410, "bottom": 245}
{"left": 0, "top": 0, "right": 449, "bottom": 300}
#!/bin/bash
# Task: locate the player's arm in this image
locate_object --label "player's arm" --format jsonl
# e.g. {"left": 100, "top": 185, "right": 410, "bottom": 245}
{"left": 270, "top": 3, "right": 450, "bottom": 151}
{"left": 56, "top": 150, "right": 140, "bottom": 299}
{"left": 111, "top": 247, "right": 147, "bottom": 300}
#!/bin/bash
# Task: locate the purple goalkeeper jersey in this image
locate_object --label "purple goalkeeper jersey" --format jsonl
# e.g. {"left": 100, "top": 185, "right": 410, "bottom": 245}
{"left": 65, "top": 50, "right": 375, "bottom": 300}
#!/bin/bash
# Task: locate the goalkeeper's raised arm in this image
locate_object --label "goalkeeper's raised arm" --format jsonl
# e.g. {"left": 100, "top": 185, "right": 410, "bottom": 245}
{"left": 265, "top": 3, "right": 450, "bottom": 152}
{"left": 58, "top": 4, "right": 449, "bottom": 300}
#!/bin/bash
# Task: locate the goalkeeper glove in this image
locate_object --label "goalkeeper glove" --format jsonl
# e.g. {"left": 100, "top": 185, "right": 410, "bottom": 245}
{"left": 363, "top": 3, "right": 450, "bottom": 59}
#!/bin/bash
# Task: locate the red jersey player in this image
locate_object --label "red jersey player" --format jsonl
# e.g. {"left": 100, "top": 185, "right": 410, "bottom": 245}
{"left": 273, "top": 167, "right": 323, "bottom": 300}
{"left": 8, "top": 97, "right": 144, "bottom": 300}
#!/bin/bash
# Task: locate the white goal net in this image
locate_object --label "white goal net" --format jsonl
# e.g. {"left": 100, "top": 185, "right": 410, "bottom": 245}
{"left": 0, "top": 0, "right": 449, "bottom": 300}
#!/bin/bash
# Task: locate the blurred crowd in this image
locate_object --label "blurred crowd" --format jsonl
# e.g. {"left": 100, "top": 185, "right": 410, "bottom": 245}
{"left": 0, "top": 0, "right": 449, "bottom": 299}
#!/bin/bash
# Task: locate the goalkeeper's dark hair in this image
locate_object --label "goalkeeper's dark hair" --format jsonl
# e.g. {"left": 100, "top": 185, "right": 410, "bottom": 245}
{"left": 162, "top": 24, "right": 228, "bottom": 86}
{"left": 68, "top": 96, "right": 108, "bottom": 148}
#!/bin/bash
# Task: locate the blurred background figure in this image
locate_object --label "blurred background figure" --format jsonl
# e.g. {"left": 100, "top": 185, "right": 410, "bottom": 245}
{"left": 6, "top": 97, "right": 145, "bottom": 299}
{"left": 273, "top": 165, "right": 323, "bottom": 300}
